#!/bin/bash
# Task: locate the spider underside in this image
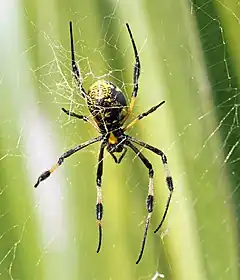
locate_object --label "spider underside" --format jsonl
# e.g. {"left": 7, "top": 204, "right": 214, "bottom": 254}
{"left": 34, "top": 21, "right": 173, "bottom": 264}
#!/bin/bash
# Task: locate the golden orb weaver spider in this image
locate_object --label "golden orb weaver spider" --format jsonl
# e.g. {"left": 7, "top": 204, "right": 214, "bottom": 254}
{"left": 34, "top": 21, "right": 173, "bottom": 264}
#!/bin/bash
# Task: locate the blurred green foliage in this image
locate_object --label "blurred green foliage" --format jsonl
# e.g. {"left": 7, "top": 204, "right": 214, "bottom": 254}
{"left": 0, "top": 0, "right": 239, "bottom": 279}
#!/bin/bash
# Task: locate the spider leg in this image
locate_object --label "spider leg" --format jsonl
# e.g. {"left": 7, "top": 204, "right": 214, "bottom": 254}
{"left": 127, "top": 136, "right": 173, "bottom": 233}
{"left": 62, "top": 108, "right": 89, "bottom": 122}
{"left": 69, "top": 21, "right": 88, "bottom": 99}
{"left": 123, "top": 24, "right": 140, "bottom": 122}
{"left": 62, "top": 108, "right": 101, "bottom": 132}
{"left": 126, "top": 141, "right": 154, "bottom": 264}
{"left": 96, "top": 142, "right": 107, "bottom": 253}
{"left": 34, "top": 135, "right": 103, "bottom": 188}
{"left": 109, "top": 147, "right": 127, "bottom": 164}
{"left": 123, "top": 101, "right": 165, "bottom": 131}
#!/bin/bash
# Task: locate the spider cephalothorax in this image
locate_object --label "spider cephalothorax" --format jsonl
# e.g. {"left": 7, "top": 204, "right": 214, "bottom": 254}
{"left": 34, "top": 21, "right": 173, "bottom": 264}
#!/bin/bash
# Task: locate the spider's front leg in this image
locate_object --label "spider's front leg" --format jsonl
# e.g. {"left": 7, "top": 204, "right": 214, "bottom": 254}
{"left": 128, "top": 135, "right": 174, "bottom": 233}
{"left": 126, "top": 141, "right": 154, "bottom": 264}
{"left": 96, "top": 142, "right": 107, "bottom": 253}
{"left": 34, "top": 136, "right": 103, "bottom": 188}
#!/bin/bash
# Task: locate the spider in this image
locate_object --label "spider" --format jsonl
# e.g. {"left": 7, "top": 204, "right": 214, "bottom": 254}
{"left": 34, "top": 21, "right": 173, "bottom": 264}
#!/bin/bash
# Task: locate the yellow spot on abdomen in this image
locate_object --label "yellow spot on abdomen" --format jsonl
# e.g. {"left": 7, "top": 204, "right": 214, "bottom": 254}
{"left": 109, "top": 133, "right": 118, "bottom": 144}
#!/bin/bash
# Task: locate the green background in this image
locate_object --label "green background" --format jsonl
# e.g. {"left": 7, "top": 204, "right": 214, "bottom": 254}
{"left": 0, "top": 0, "right": 239, "bottom": 279}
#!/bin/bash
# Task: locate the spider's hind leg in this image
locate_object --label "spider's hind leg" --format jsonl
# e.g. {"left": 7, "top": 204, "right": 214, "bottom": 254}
{"left": 123, "top": 23, "right": 140, "bottom": 122}
{"left": 69, "top": 21, "right": 87, "bottom": 99}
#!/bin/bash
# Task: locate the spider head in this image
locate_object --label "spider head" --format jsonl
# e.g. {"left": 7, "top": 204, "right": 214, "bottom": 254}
{"left": 106, "top": 130, "right": 126, "bottom": 154}
{"left": 107, "top": 142, "right": 124, "bottom": 154}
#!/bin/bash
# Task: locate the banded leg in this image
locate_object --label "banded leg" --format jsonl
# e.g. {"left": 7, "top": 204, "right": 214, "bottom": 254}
{"left": 123, "top": 23, "right": 141, "bottom": 122}
{"left": 124, "top": 101, "right": 165, "bottom": 131}
{"left": 96, "top": 142, "right": 107, "bottom": 253}
{"left": 126, "top": 141, "right": 154, "bottom": 264}
{"left": 34, "top": 135, "right": 103, "bottom": 188}
{"left": 128, "top": 136, "right": 173, "bottom": 233}
{"left": 69, "top": 21, "right": 87, "bottom": 99}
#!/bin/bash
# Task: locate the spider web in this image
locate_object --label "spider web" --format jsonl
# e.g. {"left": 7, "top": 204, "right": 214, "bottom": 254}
{"left": 0, "top": 0, "right": 239, "bottom": 280}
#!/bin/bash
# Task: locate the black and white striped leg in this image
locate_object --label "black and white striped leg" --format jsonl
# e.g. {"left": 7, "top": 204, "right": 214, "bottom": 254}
{"left": 96, "top": 142, "right": 106, "bottom": 253}
{"left": 128, "top": 136, "right": 173, "bottom": 234}
{"left": 126, "top": 141, "right": 154, "bottom": 264}
{"left": 34, "top": 135, "right": 103, "bottom": 188}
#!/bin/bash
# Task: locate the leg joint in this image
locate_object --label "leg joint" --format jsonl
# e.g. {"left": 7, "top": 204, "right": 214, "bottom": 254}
{"left": 97, "top": 178, "right": 101, "bottom": 187}
{"left": 161, "top": 154, "right": 167, "bottom": 164}
{"left": 57, "top": 157, "right": 64, "bottom": 166}
{"left": 149, "top": 168, "right": 154, "bottom": 178}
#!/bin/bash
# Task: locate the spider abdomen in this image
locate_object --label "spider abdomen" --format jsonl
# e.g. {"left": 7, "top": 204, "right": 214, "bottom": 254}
{"left": 88, "top": 80, "right": 128, "bottom": 132}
